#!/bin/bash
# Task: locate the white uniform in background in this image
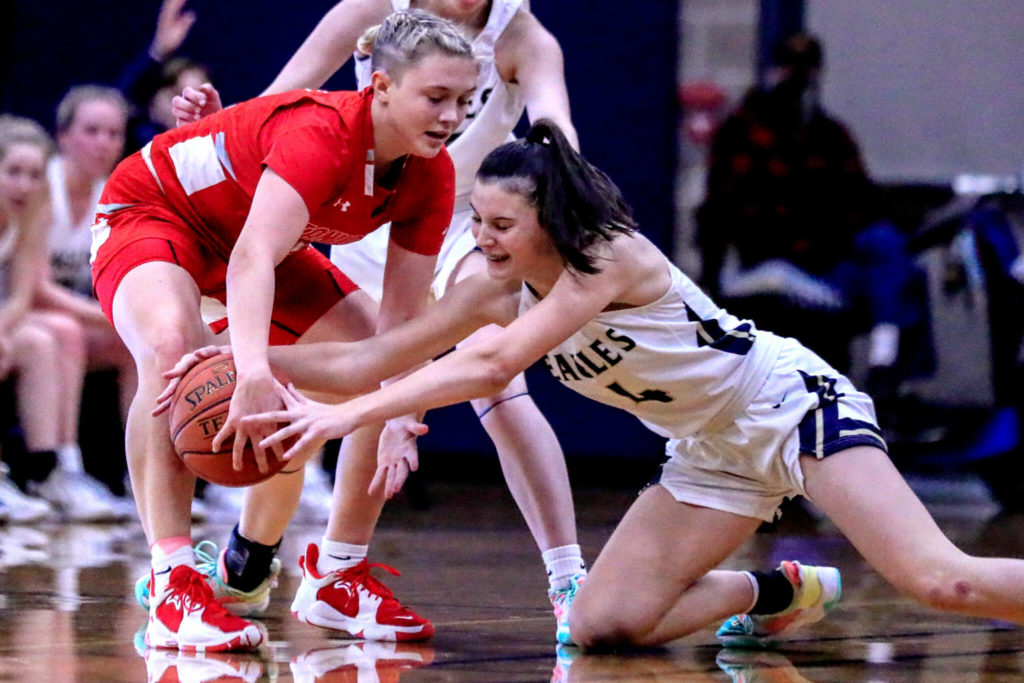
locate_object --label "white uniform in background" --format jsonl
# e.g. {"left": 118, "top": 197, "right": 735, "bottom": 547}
{"left": 519, "top": 256, "right": 886, "bottom": 523}
{"left": 331, "top": 0, "right": 526, "bottom": 301}
{"left": 0, "top": 224, "right": 19, "bottom": 299}
{"left": 47, "top": 156, "right": 105, "bottom": 295}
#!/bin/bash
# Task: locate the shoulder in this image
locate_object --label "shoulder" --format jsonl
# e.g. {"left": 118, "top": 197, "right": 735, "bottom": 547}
{"left": 599, "top": 232, "right": 670, "bottom": 302}
{"left": 494, "top": 8, "right": 563, "bottom": 80}
{"left": 258, "top": 92, "right": 357, "bottom": 142}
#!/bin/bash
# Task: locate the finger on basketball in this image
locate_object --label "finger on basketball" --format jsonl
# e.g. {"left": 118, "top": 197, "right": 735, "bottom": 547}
{"left": 267, "top": 435, "right": 285, "bottom": 462}
{"left": 231, "top": 433, "right": 247, "bottom": 471}
{"left": 153, "top": 378, "right": 180, "bottom": 414}
{"left": 251, "top": 439, "right": 269, "bottom": 474}
{"left": 211, "top": 420, "right": 234, "bottom": 453}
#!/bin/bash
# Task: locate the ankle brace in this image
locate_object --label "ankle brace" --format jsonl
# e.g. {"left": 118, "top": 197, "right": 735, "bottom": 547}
{"left": 224, "top": 524, "right": 281, "bottom": 592}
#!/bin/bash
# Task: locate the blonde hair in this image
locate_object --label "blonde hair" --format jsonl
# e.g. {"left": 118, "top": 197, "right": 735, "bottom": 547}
{"left": 357, "top": 9, "right": 475, "bottom": 81}
{"left": 55, "top": 84, "right": 128, "bottom": 134}
{"left": 0, "top": 115, "right": 54, "bottom": 162}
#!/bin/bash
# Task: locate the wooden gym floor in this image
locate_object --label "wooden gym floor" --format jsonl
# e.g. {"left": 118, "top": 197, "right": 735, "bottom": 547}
{"left": 1, "top": 473, "right": 1023, "bottom": 682}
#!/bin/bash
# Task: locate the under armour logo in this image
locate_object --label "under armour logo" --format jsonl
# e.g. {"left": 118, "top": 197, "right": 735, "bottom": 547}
{"left": 333, "top": 198, "right": 350, "bottom": 212}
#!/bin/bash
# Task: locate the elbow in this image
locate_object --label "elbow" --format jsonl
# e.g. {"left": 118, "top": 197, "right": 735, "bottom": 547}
{"left": 227, "top": 241, "right": 275, "bottom": 278}
{"left": 474, "top": 349, "right": 520, "bottom": 396}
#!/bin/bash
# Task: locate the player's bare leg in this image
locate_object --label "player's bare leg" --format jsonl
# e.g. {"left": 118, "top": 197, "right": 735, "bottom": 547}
{"left": 453, "top": 252, "right": 584, "bottom": 642}
{"left": 114, "top": 261, "right": 262, "bottom": 651}
{"left": 452, "top": 252, "right": 578, "bottom": 553}
{"left": 804, "top": 446, "right": 1024, "bottom": 624}
{"left": 569, "top": 485, "right": 761, "bottom": 648}
{"left": 236, "top": 290, "right": 379, "bottom": 544}
{"left": 112, "top": 262, "right": 209, "bottom": 543}
{"left": 291, "top": 420, "right": 434, "bottom": 641}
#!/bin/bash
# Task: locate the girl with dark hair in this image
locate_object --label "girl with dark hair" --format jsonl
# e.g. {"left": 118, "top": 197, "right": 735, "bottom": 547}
{"left": 175, "top": 119, "right": 1024, "bottom": 650}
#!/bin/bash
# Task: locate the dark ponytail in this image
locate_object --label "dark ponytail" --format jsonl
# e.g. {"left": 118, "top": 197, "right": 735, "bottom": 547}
{"left": 477, "top": 119, "right": 637, "bottom": 275}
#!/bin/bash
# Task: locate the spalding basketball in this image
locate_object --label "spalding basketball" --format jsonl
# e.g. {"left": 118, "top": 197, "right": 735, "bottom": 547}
{"left": 168, "top": 352, "right": 292, "bottom": 487}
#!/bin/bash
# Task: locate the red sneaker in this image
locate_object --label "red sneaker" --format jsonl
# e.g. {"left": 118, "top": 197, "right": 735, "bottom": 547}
{"left": 146, "top": 565, "right": 264, "bottom": 652}
{"left": 290, "top": 543, "right": 434, "bottom": 641}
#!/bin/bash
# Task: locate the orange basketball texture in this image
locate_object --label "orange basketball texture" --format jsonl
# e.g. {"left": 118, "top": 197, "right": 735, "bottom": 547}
{"left": 168, "top": 353, "right": 291, "bottom": 487}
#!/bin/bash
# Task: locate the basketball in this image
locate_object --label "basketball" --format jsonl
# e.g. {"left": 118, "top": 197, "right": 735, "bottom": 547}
{"left": 168, "top": 352, "right": 293, "bottom": 487}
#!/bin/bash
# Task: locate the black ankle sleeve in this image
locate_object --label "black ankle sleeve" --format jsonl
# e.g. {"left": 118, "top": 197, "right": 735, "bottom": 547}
{"left": 224, "top": 524, "right": 282, "bottom": 592}
{"left": 749, "top": 569, "right": 795, "bottom": 615}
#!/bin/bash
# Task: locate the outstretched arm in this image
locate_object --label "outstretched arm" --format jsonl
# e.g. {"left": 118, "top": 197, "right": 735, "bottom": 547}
{"left": 262, "top": 0, "right": 391, "bottom": 95}
{"left": 152, "top": 272, "right": 508, "bottom": 413}
{"left": 247, "top": 266, "right": 620, "bottom": 486}
{"left": 270, "top": 272, "right": 511, "bottom": 394}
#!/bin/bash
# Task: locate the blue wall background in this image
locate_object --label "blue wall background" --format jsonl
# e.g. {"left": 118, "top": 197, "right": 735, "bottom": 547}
{"left": 1, "top": 0, "right": 678, "bottom": 462}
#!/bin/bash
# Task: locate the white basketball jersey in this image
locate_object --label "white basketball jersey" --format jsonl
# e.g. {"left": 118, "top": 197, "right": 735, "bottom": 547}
{"left": 519, "top": 258, "right": 784, "bottom": 440}
{"left": 0, "top": 223, "right": 18, "bottom": 299}
{"left": 47, "top": 156, "right": 106, "bottom": 294}
{"left": 355, "top": 0, "right": 526, "bottom": 209}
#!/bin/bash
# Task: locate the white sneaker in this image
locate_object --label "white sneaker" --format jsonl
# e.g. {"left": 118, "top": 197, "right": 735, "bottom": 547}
{"left": 716, "top": 561, "right": 842, "bottom": 649}
{"left": 0, "top": 472, "right": 56, "bottom": 523}
{"left": 291, "top": 543, "right": 434, "bottom": 641}
{"left": 29, "top": 469, "right": 125, "bottom": 522}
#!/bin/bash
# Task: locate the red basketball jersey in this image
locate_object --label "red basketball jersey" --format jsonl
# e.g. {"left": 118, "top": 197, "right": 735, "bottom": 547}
{"left": 142, "top": 88, "right": 454, "bottom": 260}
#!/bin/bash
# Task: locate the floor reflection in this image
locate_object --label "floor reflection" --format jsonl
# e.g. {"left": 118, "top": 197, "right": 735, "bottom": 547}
{"left": 0, "top": 480, "right": 1022, "bottom": 681}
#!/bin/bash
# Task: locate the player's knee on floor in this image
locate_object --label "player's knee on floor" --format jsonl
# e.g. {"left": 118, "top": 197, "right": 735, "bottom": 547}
{"left": 568, "top": 596, "right": 658, "bottom": 649}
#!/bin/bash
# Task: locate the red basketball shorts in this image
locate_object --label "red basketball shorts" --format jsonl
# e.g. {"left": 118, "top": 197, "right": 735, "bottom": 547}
{"left": 91, "top": 156, "right": 359, "bottom": 346}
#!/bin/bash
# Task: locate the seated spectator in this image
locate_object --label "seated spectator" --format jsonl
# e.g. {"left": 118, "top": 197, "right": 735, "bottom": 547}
{"left": 30, "top": 86, "right": 135, "bottom": 518}
{"left": 696, "top": 33, "right": 929, "bottom": 402}
{"left": 37, "top": 85, "right": 136, "bottom": 421}
{"left": 0, "top": 115, "right": 111, "bottom": 522}
{"left": 117, "top": 0, "right": 209, "bottom": 153}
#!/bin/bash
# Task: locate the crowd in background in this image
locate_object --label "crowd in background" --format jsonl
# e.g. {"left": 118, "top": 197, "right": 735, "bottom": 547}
{"left": 0, "top": 0, "right": 344, "bottom": 524}
{"left": 2, "top": 0, "right": 1024, "bottom": 527}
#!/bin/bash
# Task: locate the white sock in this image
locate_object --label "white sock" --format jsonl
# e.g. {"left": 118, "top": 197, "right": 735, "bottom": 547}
{"left": 151, "top": 544, "right": 196, "bottom": 597}
{"left": 542, "top": 544, "right": 586, "bottom": 592}
{"left": 741, "top": 571, "right": 759, "bottom": 613}
{"left": 318, "top": 538, "right": 367, "bottom": 573}
{"left": 57, "top": 444, "right": 84, "bottom": 474}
